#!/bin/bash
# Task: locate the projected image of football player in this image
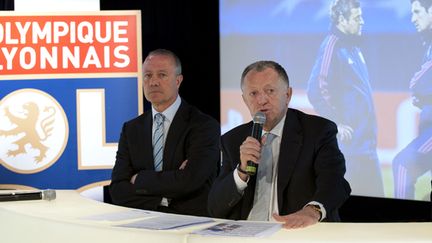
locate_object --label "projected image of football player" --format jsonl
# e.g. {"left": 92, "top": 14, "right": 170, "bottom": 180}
{"left": 307, "top": 0, "right": 384, "bottom": 197}
{"left": 392, "top": 0, "right": 432, "bottom": 200}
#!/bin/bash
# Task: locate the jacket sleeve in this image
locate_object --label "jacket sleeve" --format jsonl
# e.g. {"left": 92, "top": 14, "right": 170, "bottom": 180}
{"left": 307, "top": 36, "right": 341, "bottom": 123}
{"left": 312, "top": 121, "right": 351, "bottom": 212}
{"left": 207, "top": 135, "right": 244, "bottom": 219}
{"left": 133, "top": 117, "right": 220, "bottom": 199}
{"left": 110, "top": 123, "right": 161, "bottom": 209}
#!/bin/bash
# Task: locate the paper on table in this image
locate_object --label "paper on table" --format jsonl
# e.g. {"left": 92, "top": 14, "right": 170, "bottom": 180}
{"left": 116, "top": 214, "right": 214, "bottom": 230}
{"left": 80, "top": 209, "right": 160, "bottom": 221}
{"left": 192, "top": 221, "right": 282, "bottom": 238}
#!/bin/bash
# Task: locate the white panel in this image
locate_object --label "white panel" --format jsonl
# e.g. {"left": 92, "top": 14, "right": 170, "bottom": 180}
{"left": 80, "top": 186, "right": 104, "bottom": 202}
{"left": 15, "top": 0, "right": 99, "bottom": 12}
{"left": 77, "top": 90, "right": 116, "bottom": 168}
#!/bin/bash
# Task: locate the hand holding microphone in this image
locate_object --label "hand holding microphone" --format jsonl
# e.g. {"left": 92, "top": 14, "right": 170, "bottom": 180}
{"left": 240, "top": 112, "right": 266, "bottom": 176}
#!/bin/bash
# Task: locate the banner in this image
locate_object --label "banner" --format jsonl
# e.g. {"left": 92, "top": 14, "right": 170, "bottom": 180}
{"left": 0, "top": 11, "right": 142, "bottom": 194}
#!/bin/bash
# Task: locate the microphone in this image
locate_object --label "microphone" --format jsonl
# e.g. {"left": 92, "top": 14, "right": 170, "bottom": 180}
{"left": 245, "top": 111, "right": 266, "bottom": 176}
{"left": 0, "top": 189, "right": 56, "bottom": 202}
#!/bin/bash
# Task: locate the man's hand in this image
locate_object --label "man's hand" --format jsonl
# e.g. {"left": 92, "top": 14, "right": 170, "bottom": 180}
{"left": 238, "top": 136, "right": 262, "bottom": 181}
{"left": 179, "top": 159, "right": 188, "bottom": 170}
{"left": 412, "top": 96, "right": 423, "bottom": 108}
{"left": 130, "top": 174, "right": 137, "bottom": 184}
{"left": 130, "top": 159, "right": 188, "bottom": 185}
{"left": 337, "top": 124, "right": 353, "bottom": 141}
{"left": 272, "top": 206, "right": 320, "bottom": 229}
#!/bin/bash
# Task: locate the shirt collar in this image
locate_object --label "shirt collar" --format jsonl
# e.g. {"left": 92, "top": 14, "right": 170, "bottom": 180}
{"left": 151, "top": 95, "right": 181, "bottom": 123}
{"left": 264, "top": 113, "right": 286, "bottom": 138}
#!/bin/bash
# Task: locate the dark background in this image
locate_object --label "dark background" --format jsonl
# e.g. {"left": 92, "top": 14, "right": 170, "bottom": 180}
{"left": 100, "top": 0, "right": 220, "bottom": 118}
{"left": 1, "top": 0, "right": 431, "bottom": 222}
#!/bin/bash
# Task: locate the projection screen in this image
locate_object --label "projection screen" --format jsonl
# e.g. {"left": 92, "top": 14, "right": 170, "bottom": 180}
{"left": 220, "top": 0, "right": 431, "bottom": 201}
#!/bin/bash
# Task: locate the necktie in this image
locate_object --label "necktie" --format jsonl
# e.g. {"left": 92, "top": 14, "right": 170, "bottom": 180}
{"left": 153, "top": 113, "right": 165, "bottom": 171}
{"left": 248, "top": 133, "right": 276, "bottom": 221}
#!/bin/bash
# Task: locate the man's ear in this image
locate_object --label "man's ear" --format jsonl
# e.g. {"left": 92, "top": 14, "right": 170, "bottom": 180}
{"left": 176, "top": 74, "right": 183, "bottom": 88}
{"left": 286, "top": 87, "right": 292, "bottom": 104}
{"left": 338, "top": 14, "right": 346, "bottom": 25}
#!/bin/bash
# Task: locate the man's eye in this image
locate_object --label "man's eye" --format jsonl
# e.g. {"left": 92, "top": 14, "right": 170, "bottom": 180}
{"left": 266, "top": 89, "right": 275, "bottom": 95}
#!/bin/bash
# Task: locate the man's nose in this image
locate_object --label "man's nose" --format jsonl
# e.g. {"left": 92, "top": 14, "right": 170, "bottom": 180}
{"left": 256, "top": 93, "right": 268, "bottom": 104}
{"left": 149, "top": 76, "right": 159, "bottom": 86}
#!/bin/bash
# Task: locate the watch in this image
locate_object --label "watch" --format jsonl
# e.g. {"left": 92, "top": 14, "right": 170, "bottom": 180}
{"left": 236, "top": 164, "right": 248, "bottom": 175}
{"left": 308, "top": 204, "right": 322, "bottom": 221}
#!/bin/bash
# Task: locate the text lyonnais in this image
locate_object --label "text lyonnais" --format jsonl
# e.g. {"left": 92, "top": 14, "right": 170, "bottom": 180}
{"left": 0, "top": 15, "right": 138, "bottom": 74}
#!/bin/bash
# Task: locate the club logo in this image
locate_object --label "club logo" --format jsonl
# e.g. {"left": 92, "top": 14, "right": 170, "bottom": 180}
{"left": 0, "top": 89, "right": 69, "bottom": 174}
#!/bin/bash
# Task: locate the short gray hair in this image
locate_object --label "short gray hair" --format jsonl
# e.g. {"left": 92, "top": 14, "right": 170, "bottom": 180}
{"left": 240, "top": 60, "right": 289, "bottom": 89}
{"left": 146, "top": 49, "right": 182, "bottom": 75}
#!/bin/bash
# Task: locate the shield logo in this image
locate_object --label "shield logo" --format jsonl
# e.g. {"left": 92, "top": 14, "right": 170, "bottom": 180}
{"left": 0, "top": 89, "right": 69, "bottom": 174}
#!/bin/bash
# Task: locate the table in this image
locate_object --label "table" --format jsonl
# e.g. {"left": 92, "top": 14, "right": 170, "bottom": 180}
{"left": 0, "top": 190, "right": 431, "bottom": 243}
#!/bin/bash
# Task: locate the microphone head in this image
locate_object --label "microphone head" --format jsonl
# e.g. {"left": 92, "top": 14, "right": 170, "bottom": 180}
{"left": 253, "top": 111, "right": 266, "bottom": 125}
{"left": 42, "top": 189, "right": 56, "bottom": 201}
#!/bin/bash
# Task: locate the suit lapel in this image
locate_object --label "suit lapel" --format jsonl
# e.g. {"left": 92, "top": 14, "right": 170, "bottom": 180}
{"left": 163, "top": 100, "right": 189, "bottom": 170}
{"left": 277, "top": 109, "right": 303, "bottom": 208}
{"left": 141, "top": 112, "right": 155, "bottom": 170}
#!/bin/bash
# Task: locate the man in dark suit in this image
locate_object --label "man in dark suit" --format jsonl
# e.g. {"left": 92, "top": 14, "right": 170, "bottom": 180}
{"left": 110, "top": 49, "right": 220, "bottom": 216}
{"left": 208, "top": 60, "right": 351, "bottom": 229}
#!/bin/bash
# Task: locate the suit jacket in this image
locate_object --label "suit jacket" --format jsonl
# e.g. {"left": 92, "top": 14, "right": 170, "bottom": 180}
{"left": 110, "top": 100, "right": 220, "bottom": 216}
{"left": 208, "top": 108, "right": 351, "bottom": 221}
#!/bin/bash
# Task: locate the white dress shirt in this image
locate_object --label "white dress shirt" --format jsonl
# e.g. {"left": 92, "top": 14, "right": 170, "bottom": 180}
{"left": 233, "top": 114, "right": 327, "bottom": 221}
{"left": 151, "top": 95, "right": 181, "bottom": 206}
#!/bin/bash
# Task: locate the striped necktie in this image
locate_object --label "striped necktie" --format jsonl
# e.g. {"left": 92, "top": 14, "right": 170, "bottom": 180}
{"left": 248, "top": 132, "right": 276, "bottom": 221}
{"left": 153, "top": 113, "right": 165, "bottom": 171}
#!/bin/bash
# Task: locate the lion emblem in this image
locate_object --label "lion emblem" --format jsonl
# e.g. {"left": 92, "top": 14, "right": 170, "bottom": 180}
{"left": 0, "top": 102, "right": 56, "bottom": 163}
